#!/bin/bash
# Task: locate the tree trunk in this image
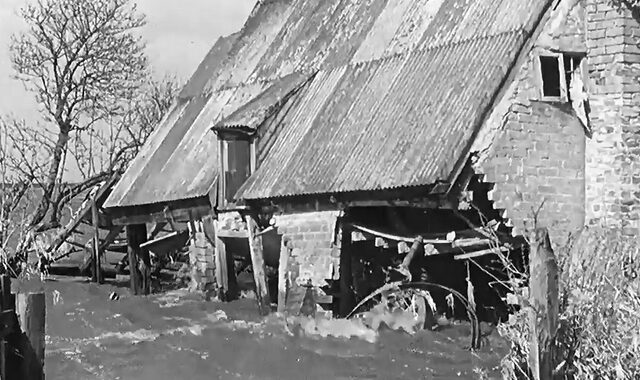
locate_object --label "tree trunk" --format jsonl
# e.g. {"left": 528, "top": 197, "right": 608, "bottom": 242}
{"left": 28, "top": 127, "right": 70, "bottom": 229}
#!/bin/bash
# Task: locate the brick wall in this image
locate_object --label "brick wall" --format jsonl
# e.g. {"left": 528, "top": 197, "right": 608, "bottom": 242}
{"left": 273, "top": 210, "right": 341, "bottom": 315}
{"left": 585, "top": 0, "right": 640, "bottom": 235}
{"left": 188, "top": 219, "right": 216, "bottom": 292}
{"left": 471, "top": 0, "right": 589, "bottom": 247}
{"left": 477, "top": 57, "right": 586, "bottom": 247}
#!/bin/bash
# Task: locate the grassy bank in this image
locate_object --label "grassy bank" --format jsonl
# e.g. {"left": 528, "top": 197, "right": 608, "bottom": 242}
{"left": 499, "top": 227, "right": 640, "bottom": 379}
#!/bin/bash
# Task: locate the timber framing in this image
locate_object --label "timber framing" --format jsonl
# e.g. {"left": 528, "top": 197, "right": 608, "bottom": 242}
{"left": 244, "top": 184, "right": 457, "bottom": 215}
{"left": 108, "top": 196, "right": 212, "bottom": 226}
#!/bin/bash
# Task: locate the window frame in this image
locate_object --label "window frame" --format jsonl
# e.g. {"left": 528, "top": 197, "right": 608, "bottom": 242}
{"left": 217, "top": 133, "right": 256, "bottom": 208}
{"left": 537, "top": 52, "right": 568, "bottom": 102}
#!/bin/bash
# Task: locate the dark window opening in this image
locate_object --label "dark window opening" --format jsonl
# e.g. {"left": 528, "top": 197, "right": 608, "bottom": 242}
{"left": 564, "top": 54, "right": 583, "bottom": 102}
{"left": 540, "top": 56, "right": 561, "bottom": 97}
{"left": 223, "top": 139, "right": 252, "bottom": 203}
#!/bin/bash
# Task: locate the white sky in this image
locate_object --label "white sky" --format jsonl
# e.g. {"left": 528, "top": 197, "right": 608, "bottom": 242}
{"left": 0, "top": 0, "right": 255, "bottom": 121}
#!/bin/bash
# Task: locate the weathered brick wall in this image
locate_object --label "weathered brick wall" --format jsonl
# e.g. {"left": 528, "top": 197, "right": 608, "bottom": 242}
{"left": 188, "top": 219, "right": 216, "bottom": 292}
{"left": 472, "top": 0, "right": 588, "bottom": 248}
{"left": 273, "top": 210, "right": 341, "bottom": 315}
{"left": 584, "top": 0, "right": 640, "bottom": 235}
{"left": 476, "top": 56, "right": 586, "bottom": 248}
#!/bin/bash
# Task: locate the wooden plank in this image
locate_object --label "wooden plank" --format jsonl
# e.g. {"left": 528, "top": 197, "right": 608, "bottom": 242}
{"left": 139, "top": 231, "right": 189, "bottom": 255}
{"left": 16, "top": 292, "right": 45, "bottom": 380}
{"left": 91, "top": 201, "right": 102, "bottom": 284}
{"left": 528, "top": 227, "right": 559, "bottom": 380}
{"left": 277, "top": 237, "right": 292, "bottom": 313}
{"left": 47, "top": 175, "right": 119, "bottom": 253}
{"left": 246, "top": 216, "right": 271, "bottom": 316}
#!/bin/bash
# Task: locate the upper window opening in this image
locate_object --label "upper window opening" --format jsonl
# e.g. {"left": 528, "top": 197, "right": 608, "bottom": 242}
{"left": 539, "top": 53, "right": 584, "bottom": 102}
{"left": 540, "top": 56, "right": 561, "bottom": 98}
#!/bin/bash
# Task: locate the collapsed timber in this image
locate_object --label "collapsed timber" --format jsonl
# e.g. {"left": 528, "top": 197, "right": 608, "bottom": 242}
{"left": 6, "top": 178, "right": 536, "bottom": 354}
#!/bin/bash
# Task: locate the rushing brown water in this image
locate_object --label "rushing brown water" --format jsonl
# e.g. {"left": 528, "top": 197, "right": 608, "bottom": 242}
{"left": 42, "top": 277, "right": 508, "bottom": 379}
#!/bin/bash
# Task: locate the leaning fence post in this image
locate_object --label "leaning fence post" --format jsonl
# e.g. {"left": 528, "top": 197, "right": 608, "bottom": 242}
{"left": 16, "top": 292, "right": 45, "bottom": 380}
{"left": 0, "top": 275, "right": 13, "bottom": 380}
{"left": 528, "top": 227, "right": 559, "bottom": 380}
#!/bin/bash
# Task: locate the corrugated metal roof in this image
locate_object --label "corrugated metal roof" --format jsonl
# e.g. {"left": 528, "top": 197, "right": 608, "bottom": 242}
{"left": 215, "top": 72, "right": 311, "bottom": 131}
{"left": 106, "top": 0, "right": 553, "bottom": 208}
{"left": 177, "top": 32, "right": 240, "bottom": 100}
{"left": 104, "top": 83, "right": 269, "bottom": 208}
{"left": 236, "top": 31, "right": 528, "bottom": 199}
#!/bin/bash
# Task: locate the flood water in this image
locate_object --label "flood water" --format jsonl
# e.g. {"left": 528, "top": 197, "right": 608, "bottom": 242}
{"left": 40, "top": 277, "right": 508, "bottom": 379}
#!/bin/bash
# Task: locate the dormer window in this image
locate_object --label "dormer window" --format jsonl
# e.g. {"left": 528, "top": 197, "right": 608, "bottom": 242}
{"left": 218, "top": 134, "right": 256, "bottom": 206}
{"left": 538, "top": 53, "right": 584, "bottom": 102}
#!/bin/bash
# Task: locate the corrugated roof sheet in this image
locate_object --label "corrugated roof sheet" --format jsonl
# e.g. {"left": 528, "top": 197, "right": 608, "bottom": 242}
{"left": 215, "top": 72, "right": 311, "bottom": 131}
{"left": 104, "top": 83, "right": 269, "bottom": 208}
{"left": 106, "top": 0, "right": 553, "bottom": 208}
{"left": 236, "top": 31, "right": 528, "bottom": 199}
{"left": 178, "top": 33, "right": 240, "bottom": 100}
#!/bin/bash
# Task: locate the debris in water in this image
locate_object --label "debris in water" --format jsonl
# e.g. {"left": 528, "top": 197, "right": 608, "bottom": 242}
{"left": 109, "top": 292, "right": 119, "bottom": 301}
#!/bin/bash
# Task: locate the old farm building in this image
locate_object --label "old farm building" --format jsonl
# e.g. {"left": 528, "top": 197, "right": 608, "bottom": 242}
{"left": 103, "top": 0, "right": 640, "bottom": 317}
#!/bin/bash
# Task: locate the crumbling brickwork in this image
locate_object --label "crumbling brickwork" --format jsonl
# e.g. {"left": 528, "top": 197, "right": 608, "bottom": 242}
{"left": 584, "top": 0, "right": 640, "bottom": 235}
{"left": 273, "top": 210, "right": 340, "bottom": 315}
{"left": 473, "top": 0, "right": 588, "bottom": 248}
{"left": 188, "top": 219, "right": 216, "bottom": 292}
{"left": 478, "top": 60, "right": 586, "bottom": 248}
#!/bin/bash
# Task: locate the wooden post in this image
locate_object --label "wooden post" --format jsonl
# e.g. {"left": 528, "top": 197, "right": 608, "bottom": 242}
{"left": 16, "top": 292, "right": 45, "bottom": 380}
{"left": 528, "top": 227, "right": 559, "bottom": 380}
{"left": 91, "top": 200, "right": 102, "bottom": 284}
{"left": 246, "top": 216, "right": 271, "bottom": 316}
{"left": 0, "top": 275, "right": 12, "bottom": 380}
{"left": 338, "top": 225, "right": 355, "bottom": 317}
{"left": 213, "top": 220, "right": 228, "bottom": 299}
{"left": 126, "top": 224, "right": 148, "bottom": 295}
{"left": 277, "top": 237, "right": 292, "bottom": 313}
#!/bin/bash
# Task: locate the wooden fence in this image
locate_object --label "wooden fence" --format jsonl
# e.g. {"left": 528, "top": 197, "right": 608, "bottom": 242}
{"left": 0, "top": 275, "right": 45, "bottom": 379}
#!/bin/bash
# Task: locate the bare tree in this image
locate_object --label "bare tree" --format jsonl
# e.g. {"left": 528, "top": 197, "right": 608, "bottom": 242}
{"left": 10, "top": 0, "right": 147, "bottom": 231}
{"left": 4, "top": 0, "right": 179, "bottom": 266}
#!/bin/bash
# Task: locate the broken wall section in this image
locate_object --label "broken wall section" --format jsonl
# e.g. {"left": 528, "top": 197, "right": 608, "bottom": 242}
{"left": 187, "top": 218, "right": 216, "bottom": 292}
{"left": 273, "top": 210, "right": 341, "bottom": 316}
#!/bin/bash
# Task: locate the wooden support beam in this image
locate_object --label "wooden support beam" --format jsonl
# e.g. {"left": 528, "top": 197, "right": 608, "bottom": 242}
{"left": 528, "top": 228, "right": 559, "bottom": 380}
{"left": 338, "top": 223, "right": 355, "bottom": 318}
{"left": 126, "top": 224, "right": 148, "bottom": 295}
{"left": 246, "top": 216, "right": 271, "bottom": 316}
{"left": 0, "top": 275, "right": 11, "bottom": 380}
{"left": 213, "top": 220, "right": 228, "bottom": 299}
{"left": 100, "top": 226, "right": 124, "bottom": 252}
{"left": 148, "top": 222, "right": 168, "bottom": 240}
{"left": 16, "top": 292, "right": 45, "bottom": 380}
{"left": 47, "top": 175, "right": 118, "bottom": 253}
{"left": 111, "top": 205, "right": 211, "bottom": 226}
{"left": 91, "top": 200, "right": 102, "bottom": 284}
{"left": 277, "top": 237, "right": 292, "bottom": 313}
